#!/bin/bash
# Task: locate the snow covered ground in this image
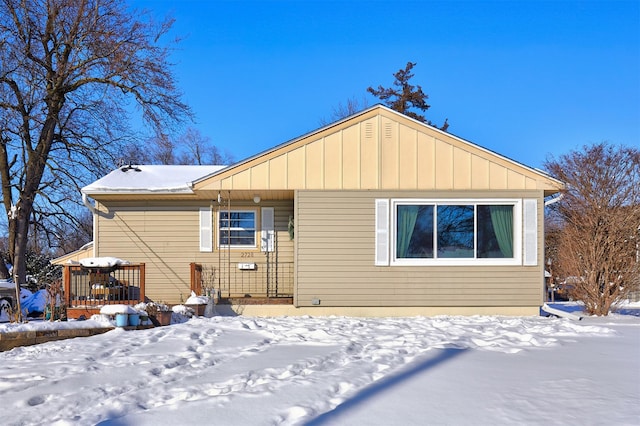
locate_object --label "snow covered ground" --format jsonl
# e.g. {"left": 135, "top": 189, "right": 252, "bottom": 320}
{"left": 1, "top": 304, "right": 638, "bottom": 425}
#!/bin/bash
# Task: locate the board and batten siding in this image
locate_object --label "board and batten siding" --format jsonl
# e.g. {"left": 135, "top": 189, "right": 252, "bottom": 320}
{"left": 294, "top": 190, "right": 546, "bottom": 308}
{"left": 94, "top": 200, "right": 294, "bottom": 303}
{"left": 195, "top": 108, "right": 561, "bottom": 196}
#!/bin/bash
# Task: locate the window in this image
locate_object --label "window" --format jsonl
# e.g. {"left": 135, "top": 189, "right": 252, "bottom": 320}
{"left": 477, "top": 205, "right": 514, "bottom": 259}
{"left": 219, "top": 210, "right": 256, "bottom": 247}
{"left": 391, "top": 199, "right": 521, "bottom": 265}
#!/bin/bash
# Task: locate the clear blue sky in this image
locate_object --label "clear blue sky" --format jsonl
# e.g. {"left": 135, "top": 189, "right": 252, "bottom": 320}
{"left": 132, "top": 0, "right": 639, "bottom": 169}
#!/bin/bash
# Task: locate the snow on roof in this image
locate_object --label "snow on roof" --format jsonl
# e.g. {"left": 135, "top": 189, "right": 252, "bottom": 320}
{"left": 82, "top": 165, "right": 227, "bottom": 195}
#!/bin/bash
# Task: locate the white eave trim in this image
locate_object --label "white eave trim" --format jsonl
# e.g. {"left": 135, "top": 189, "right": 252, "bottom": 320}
{"left": 81, "top": 187, "right": 196, "bottom": 196}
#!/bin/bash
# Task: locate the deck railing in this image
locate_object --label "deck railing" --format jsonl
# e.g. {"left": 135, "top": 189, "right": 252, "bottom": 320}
{"left": 63, "top": 264, "right": 145, "bottom": 307}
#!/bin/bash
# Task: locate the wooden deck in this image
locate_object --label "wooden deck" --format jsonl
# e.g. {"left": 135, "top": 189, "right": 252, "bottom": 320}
{"left": 63, "top": 263, "right": 145, "bottom": 319}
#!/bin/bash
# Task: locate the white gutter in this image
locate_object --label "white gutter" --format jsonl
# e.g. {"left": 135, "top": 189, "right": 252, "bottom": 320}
{"left": 82, "top": 193, "right": 98, "bottom": 214}
{"left": 544, "top": 192, "right": 564, "bottom": 207}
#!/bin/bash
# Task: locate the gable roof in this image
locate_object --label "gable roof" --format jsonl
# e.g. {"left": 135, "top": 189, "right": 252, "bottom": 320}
{"left": 192, "top": 105, "right": 564, "bottom": 196}
{"left": 82, "top": 105, "right": 564, "bottom": 200}
{"left": 82, "top": 165, "right": 226, "bottom": 195}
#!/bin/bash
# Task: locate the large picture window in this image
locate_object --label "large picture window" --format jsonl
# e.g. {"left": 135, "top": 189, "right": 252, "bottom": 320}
{"left": 219, "top": 210, "right": 256, "bottom": 247}
{"left": 392, "top": 200, "right": 520, "bottom": 265}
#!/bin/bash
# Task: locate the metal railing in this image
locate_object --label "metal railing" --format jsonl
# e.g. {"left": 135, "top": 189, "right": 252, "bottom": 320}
{"left": 63, "top": 264, "right": 145, "bottom": 307}
{"left": 191, "top": 262, "right": 293, "bottom": 299}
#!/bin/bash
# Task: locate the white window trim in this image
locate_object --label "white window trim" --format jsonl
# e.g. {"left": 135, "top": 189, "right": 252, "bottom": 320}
{"left": 390, "top": 198, "right": 523, "bottom": 266}
{"left": 216, "top": 209, "right": 258, "bottom": 249}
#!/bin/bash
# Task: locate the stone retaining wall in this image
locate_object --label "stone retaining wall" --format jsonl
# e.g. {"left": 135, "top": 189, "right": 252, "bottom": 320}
{"left": 0, "top": 327, "right": 115, "bottom": 352}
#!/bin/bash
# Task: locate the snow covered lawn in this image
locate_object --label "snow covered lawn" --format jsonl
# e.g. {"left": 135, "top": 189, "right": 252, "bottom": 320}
{"left": 1, "top": 309, "right": 638, "bottom": 425}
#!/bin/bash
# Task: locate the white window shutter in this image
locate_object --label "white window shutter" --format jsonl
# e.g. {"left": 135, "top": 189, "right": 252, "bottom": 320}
{"left": 523, "top": 199, "right": 537, "bottom": 265}
{"left": 375, "top": 199, "right": 390, "bottom": 266}
{"left": 261, "top": 207, "right": 275, "bottom": 252}
{"left": 199, "top": 207, "right": 212, "bottom": 252}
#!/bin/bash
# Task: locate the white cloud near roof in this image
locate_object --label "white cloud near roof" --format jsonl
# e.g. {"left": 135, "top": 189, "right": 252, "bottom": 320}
{"left": 82, "top": 165, "right": 226, "bottom": 194}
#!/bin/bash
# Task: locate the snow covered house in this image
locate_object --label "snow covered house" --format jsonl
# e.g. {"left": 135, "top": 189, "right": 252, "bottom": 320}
{"left": 79, "top": 105, "right": 564, "bottom": 316}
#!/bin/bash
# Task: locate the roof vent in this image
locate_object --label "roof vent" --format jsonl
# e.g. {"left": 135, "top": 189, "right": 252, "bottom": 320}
{"left": 120, "top": 163, "right": 141, "bottom": 172}
{"left": 364, "top": 122, "right": 374, "bottom": 139}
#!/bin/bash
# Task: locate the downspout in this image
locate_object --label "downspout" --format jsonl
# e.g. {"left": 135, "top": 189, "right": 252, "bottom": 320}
{"left": 82, "top": 193, "right": 98, "bottom": 257}
{"left": 543, "top": 192, "right": 563, "bottom": 303}
{"left": 82, "top": 193, "right": 98, "bottom": 214}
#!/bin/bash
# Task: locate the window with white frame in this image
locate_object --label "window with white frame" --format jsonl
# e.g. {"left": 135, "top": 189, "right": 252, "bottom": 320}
{"left": 390, "top": 199, "right": 523, "bottom": 265}
{"left": 218, "top": 210, "right": 256, "bottom": 248}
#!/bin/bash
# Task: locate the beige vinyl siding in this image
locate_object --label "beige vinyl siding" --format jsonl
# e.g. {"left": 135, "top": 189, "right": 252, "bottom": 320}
{"left": 84, "top": 105, "right": 561, "bottom": 313}
{"left": 295, "top": 190, "right": 545, "bottom": 308}
{"left": 95, "top": 200, "right": 294, "bottom": 303}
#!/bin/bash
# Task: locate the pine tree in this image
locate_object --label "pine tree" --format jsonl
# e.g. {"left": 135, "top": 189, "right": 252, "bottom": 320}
{"left": 368, "top": 62, "right": 448, "bottom": 131}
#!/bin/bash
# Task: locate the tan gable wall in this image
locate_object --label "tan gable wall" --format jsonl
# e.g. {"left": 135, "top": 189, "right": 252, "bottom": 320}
{"left": 195, "top": 107, "right": 562, "bottom": 195}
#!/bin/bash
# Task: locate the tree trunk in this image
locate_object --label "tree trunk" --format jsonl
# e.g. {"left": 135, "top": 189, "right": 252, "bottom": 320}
{"left": 12, "top": 204, "right": 31, "bottom": 286}
{"left": 0, "top": 259, "right": 8, "bottom": 279}
{"left": 10, "top": 113, "right": 57, "bottom": 286}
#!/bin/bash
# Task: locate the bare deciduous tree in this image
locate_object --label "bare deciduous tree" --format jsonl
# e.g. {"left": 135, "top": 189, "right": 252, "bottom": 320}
{"left": 544, "top": 143, "right": 640, "bottom": 315}
{"left": 117, "top": 127, "right": 233, "bottom": 166}
{"left": 319, "top": 95, "right": 369, "bottom": 126}
{"left": 0, "top": 0, "right": 190, "bottom": 289}
{"left": 148, "top": 133, "right": 177, "bottom": 165}
{"left": 50, "top": 209, "right": 93, "bottom": 257}
{"left": 176, "top": 127, "right": 233, "bottom": 165}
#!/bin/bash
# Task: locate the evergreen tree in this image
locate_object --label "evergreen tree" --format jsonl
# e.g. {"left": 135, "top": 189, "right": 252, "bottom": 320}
{"left": 368, "top": 62, "right": 448, "bottom": 131}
